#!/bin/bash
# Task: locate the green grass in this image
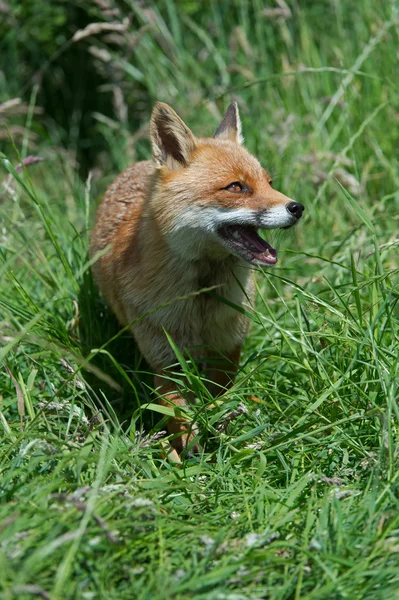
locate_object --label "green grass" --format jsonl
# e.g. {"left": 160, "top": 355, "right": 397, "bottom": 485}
{"left": 1, "top": 1, "right": 399, "bottom": 599}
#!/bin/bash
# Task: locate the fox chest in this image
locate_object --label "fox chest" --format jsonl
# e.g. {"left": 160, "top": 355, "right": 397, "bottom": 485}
{"left": 131, "top": 263, "right": 253, "bottom": 354}
{"left": 165, "top": 292, "right": 247, "bottom": 351}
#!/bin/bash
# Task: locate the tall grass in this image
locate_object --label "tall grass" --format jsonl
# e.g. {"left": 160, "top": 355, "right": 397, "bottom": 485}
{"left": 0, "top": 1, "right": 398, "bottom": 598}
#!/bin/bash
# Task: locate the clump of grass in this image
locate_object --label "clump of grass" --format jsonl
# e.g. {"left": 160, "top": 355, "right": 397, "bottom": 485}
{"left": 1, "top": 1, "right": 399, "bottom": 599}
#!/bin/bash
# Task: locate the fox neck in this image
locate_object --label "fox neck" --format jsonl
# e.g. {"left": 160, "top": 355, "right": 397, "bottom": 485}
{"left": 140, "top": 200, "right": 251, "bottom": 295}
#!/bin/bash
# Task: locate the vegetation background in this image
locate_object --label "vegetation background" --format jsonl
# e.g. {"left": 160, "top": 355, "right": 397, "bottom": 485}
{"left": 0, "top": 1, "right": 398, "bottom": 598}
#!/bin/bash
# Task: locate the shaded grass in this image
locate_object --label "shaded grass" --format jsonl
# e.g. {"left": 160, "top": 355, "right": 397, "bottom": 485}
{"left": 1, "top": 1, "right": 399, "bottom": 599}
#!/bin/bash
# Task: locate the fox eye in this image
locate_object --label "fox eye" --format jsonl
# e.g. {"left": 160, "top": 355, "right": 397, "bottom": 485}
{"left": 224, "top": 182, "right": 247, "bottom": 193}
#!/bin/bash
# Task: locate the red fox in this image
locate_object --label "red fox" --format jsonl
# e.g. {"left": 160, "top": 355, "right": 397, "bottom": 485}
{"left": 90, "top": 102, "right": 304, "bottom": 456}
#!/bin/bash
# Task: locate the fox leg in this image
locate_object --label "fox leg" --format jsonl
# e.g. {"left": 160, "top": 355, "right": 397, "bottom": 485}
{"left": 154, "top": 372, "right": 200, "bottom": 457}
{"left": 205, "top": 345, "right": 242, "bottom": 398}
{"left": 154, "top": 346, "right": 241, "bottom": 457}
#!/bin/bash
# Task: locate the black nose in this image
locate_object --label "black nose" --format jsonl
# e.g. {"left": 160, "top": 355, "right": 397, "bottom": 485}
{"left": 286, "top": 202, "right": 304, "bottom": 219}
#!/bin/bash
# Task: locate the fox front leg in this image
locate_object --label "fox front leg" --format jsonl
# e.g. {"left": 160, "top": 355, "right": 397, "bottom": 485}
{"left": 204, "top": 345, "right": 242, "bottom": 399}
{"left": 154, "top": 372, "right": 200, "bottom": 458}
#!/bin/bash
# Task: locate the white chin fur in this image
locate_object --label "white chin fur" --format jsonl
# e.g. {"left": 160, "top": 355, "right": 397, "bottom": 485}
{"left": 167, "top": 205, "right": 295, "bottom": 259}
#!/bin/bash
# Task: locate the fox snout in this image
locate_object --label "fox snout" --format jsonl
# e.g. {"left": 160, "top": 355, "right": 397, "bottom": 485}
{"left": 254, "top": 195, "right": 305, "bottom": 230}
{"left": 257, "top": 188, "right": 304, "bottom": 229}
{"left": 212, "top": 196, "right": 305, "bottom": 266}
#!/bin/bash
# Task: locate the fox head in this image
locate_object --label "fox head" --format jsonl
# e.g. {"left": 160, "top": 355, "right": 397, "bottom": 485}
{"left": 149, "top": 102, "right": 304, "bottom": 265}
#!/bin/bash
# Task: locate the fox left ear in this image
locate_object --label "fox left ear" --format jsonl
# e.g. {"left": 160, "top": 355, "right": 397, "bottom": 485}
{"left": 213, "top": 102, "right": 243, "bottom": 144}
{"left": 150, "top": 102, "right": 197, "bottom": 170}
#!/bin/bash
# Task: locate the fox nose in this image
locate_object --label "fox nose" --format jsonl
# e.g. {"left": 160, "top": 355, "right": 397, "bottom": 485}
{"left": 286, "top": 202, "right": 304, "bottom": 219}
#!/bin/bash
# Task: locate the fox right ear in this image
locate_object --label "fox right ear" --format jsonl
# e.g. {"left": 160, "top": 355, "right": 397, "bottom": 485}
{"left": 213, "top": 102, "right": 243, "bottom": 144}
{"left": 150, "top": 102, "right": 197, "bottom": 170}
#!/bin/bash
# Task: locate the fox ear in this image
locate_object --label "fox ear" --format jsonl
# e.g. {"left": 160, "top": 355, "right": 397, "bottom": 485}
{"left": 213, "top": 102, "right": 243, "bottom": 144}
{"left": 150, "top": 102, "right": 197, "bottom": 170}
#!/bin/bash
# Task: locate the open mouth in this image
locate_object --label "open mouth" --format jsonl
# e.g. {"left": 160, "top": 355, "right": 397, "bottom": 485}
{"left": 218, "top": 224, "right": 278, "bottom": 266}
